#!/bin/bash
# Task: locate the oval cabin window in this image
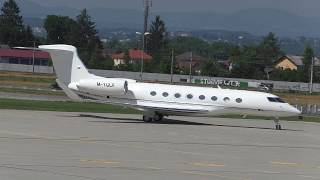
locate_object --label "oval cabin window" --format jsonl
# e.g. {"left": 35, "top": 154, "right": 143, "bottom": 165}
{"left": 162, "top": 92, "right": 169, "bottom": 97}
{"left": 223, "top": 97, "right": 230, "bottom": 102}
{"left": 211, "top": 96, "right": 218, "bottom": 101}
{"left": 175, "top": 93, "right": 181, "bottom": 98}
{"left": 187, "top": 94, "right": 193, "bottom": 99}
{"left": 150, "top": 91, "right": 157, "bottom": 96}
{"left": 199, "top": 95, "right": 205, "bottom": 100}
{"left": 236, "top": 98, "right": 242, "bottom": 103}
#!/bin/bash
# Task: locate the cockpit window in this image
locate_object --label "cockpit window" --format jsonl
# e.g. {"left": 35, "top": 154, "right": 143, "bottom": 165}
{"left": 267, "top": 97, "right": 286, "bottom": 103}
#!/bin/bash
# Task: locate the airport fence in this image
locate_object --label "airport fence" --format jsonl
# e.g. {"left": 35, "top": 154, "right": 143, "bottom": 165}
{"left": 295, "top": 104, "right": 320, "bottom": 115}
{"left": 0, "top": 63, "right": 54, "bottom": 74}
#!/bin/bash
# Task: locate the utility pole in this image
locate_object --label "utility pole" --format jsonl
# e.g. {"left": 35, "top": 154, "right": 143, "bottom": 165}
{"left": 189, "top": 52, "right": 193, "bottom": 83}
{"left": 137, "top": 32, "right": 150, "bottom": 80}
{"left": 309, "top": 56, "right": 314, "bottom": 94}
{"left": 140, "top": 0, "right": 152, "bottom": 81}
{"left": 170, "top": 49, "right": 174, "bottom": 83}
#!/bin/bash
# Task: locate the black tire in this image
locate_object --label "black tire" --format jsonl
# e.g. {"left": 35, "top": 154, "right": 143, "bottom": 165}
{"left": 143, "top": 116, "right": 153, "bottom": 123}
{"left": 153, "top": 114, "right": 164, "bottom": 122}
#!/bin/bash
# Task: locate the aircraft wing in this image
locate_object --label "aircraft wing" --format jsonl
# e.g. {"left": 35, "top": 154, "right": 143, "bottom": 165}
{"left": 133, "top": 101, "right": 212, "bottom": 115}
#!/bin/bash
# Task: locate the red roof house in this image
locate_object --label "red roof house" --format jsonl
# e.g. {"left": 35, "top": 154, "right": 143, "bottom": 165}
{"left": 111, "top": 49, "right": 152, "bottom": 66}
{"left": 128, "top": 49, "right": 152, "bottom": 60}
{"left": 0, "top": 49, "right": 51, "bottom": 66}
{"left": 0, "top": 49, "right": 50, "bottom": 59}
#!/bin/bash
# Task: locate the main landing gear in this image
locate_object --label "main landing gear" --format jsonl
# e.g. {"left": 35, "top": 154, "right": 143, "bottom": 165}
{"left": 274, "top": 118, "right": 282, "bottom": 130}
{"left": 142, "top": 114, "right": 164, "bottom": 123}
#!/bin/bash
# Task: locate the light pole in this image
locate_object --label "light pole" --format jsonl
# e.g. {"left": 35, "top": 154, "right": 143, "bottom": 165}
{"left": 136, "top": 32, "right": 151, "bottom": 81}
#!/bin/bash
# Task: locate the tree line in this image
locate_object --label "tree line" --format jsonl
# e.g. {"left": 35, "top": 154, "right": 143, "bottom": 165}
{"left": 0, "top": 0, "right": 318, "bottom": 83}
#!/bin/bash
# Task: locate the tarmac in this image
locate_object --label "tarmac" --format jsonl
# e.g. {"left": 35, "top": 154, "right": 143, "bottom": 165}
{"left": 0, "top": 109, "right": 319, "bottom": 180}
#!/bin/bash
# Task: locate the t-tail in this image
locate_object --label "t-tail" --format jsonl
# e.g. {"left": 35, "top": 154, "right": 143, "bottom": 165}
{"left": 39, "top": 45, "right": 134, "bottom": 101}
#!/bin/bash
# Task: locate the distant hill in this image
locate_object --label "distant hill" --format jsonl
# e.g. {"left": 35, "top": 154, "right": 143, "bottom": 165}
{"left": 2, "top": 0, "right": 320, "bottom": 37}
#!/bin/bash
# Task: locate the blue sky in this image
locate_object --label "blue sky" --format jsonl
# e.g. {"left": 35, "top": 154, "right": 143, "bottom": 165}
{"left": 26, "top": 0, "right": 319, "bottom": 17}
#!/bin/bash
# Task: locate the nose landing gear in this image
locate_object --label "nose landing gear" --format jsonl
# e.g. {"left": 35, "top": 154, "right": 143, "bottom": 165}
{"left": 274, "top": 118, "right": 282, "bottom": 130}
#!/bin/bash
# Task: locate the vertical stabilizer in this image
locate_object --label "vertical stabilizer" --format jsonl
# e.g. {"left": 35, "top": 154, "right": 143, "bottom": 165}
{"left": 39, "top": 45, "right": 95, "bottom": 86}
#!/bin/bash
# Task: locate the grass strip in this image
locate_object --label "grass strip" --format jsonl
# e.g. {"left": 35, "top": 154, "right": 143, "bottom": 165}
{"left": 0, "top": 98, "right": 139, "bottom": 114}
{"left": 0, "top": 87, "right": 65, "bottom": 96}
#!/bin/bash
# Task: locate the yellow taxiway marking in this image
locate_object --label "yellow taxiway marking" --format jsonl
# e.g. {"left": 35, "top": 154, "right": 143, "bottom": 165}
{"left": 270, "top": 161, "right": 301, "bottom": 166}
{"left": 80, "top": 159, "right": 120, "bottom": 165}
{"left": 190, "top": 162, "right": 225, "bottom": 167}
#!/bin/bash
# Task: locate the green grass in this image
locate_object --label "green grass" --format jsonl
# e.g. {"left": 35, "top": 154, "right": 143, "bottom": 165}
{"left": 0, "top": 98, "right": 139, "bottom": 114}
{"left": 0, "top": 87, "right": 65, "bottom": 96}
{"left": 0, "top": 75, "right": 55, "bottom": 83}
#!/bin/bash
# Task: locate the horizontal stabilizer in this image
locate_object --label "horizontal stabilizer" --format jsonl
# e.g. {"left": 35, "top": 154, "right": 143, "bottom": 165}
{"left": 56, "top": 79, "right": 83, "bottom": 102}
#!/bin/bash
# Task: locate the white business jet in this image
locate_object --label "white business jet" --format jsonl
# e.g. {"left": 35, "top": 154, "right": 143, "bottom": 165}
{"left": 34, "top": 45, "right": 301, "bottom": 130}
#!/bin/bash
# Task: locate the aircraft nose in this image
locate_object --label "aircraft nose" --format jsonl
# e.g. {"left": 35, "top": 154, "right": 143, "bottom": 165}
{"left": 288, "top": 105, "right": 301, "bottom": 115}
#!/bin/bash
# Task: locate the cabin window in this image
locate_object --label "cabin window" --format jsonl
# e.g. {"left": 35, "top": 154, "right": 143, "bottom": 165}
{"left": 211, "top": 96, "right": 218, "bottom": 101}
{"left": 187, "top": 94, "right": 193, "bottom": 99}
{"left": 236, "top": 98, "right": 242, "bottom": 103}
{"left": 175, "top": 93, "right": 181, "bottom": 98}
{"left": 162, "top": 92, "right": 169, "bottom": 97}
{"left": 223, "top": 97, "right": 230, "bottom": 102}
{"left": 267, "top": 97, "right": 285, "bottom": 103}
{"left": 150, "top": 91, "right": 157, "bottom": 96}
{"left": 199, "top": 95, "right": 205, "bottom": 100}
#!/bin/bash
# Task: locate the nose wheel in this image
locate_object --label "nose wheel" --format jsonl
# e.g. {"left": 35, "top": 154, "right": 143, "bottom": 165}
{"left": 274, "top": 118, "right": 282, "bottom": 130}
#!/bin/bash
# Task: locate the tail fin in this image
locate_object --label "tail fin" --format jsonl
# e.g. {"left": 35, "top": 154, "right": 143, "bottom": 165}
{"left": 39, "top": 44, "right": 95, "bottom": 86}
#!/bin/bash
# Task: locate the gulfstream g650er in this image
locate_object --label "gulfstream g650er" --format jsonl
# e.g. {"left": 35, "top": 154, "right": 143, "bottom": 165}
{"left": 32, "top": 45, "right": 301, "bottom": 130}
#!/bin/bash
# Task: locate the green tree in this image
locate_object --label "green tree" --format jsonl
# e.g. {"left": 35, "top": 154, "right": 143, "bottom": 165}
{"left": 75, "top": 9, "right": 102, "bottom": 63}
{"left": 201, "top": 60, "right": 227, "bottom": 77}
{"left": 0, "top": 0, "right": 35, "bottom": 46}
{"left": 20, "top": 25, "right": 36, "bottom": 46}
{"left": 148, "top": 16, "right": 168, "bottom": 55}
{"left": 230, "top": 33, "right": 282, "bottom": 80}
{"left": 44, "top": 9, "right": 103, "bottom": 69}
{"left": 256, "top": 32, "right": 281, "bottom": 67}
{"left": 169, "top": 37, "right": 209, "bottom": 56}
{"left": 209, "top": 42, "right": 238, "bottom": 60}
{"left": 88, "top": 45, "right": 113, "bottom": 70}
{"left": 76, "top": 9, "right": 98, "bottom": 39}
{"left": 231, "top": 45, "right": 265, "bottom": 79}
{"left": 75, "top": 9, "right": 102, "bottom": 66}
{"left": 44, "top": 15, "right": 77, "bottom": 44}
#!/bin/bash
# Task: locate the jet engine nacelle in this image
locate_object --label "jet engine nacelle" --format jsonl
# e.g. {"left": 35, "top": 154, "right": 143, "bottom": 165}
{"left": 74, "top": 78, "right": 129, "bottom": 96}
